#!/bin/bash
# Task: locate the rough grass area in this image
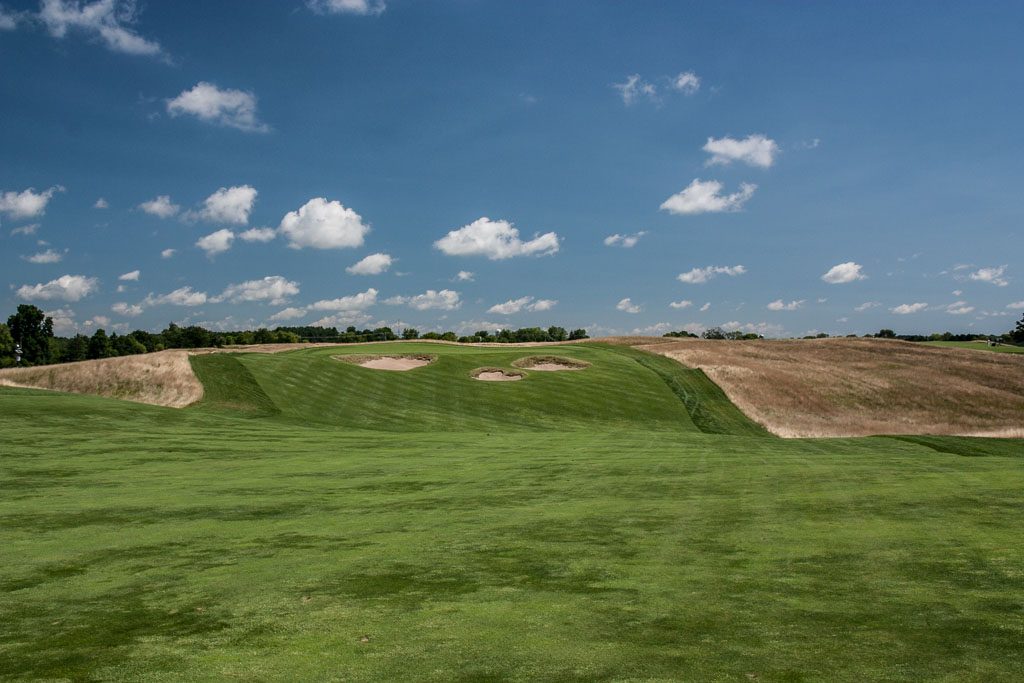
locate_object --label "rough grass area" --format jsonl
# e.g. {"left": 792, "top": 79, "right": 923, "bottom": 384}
{"left": 2, "top": 342, "right": 1023, "bottom": 681}
{"left": 922, "top": 340, "right": 1024, "bottom": 354}
{"left": 641, "top": 337, "right": 1024, "bottom": 437}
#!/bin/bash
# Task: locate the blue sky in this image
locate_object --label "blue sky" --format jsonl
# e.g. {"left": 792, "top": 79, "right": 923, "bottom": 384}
{"left": 2, "top": 0, "right": 1022, "bottom": 337}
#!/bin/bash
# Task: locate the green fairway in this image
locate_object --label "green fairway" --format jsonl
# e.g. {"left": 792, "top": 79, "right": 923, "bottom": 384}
{"left": 2, "top": 343, "right": 1023, "bottom": 681}
{"left": 921, "top": 340, "right": 1024, "bottom": 354}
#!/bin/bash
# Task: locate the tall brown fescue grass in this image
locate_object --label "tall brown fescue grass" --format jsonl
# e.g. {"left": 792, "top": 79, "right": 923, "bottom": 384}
{"left": 0, "top": 350, "right": 202, "bottom": 408}
{"left": 637, "top": 337, "right": 1024, "bottom": 438}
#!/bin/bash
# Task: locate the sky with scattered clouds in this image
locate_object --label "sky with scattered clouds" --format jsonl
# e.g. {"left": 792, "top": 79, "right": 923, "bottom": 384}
{"left": 2, "top": 1, "right": 1022, "bottom": 337}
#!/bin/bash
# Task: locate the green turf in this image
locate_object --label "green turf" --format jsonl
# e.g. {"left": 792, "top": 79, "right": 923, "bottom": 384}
{"left": 921, "top": 340, "right": 1024, "bottom": 354}
{"left": 2, "top": 343, "right": 1023, "bottom": 681}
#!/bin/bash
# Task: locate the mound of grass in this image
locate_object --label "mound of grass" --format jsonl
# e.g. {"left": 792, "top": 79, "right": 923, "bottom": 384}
{"left": 189, "top": 353, "right": 278, "bottom": 416}
{"left": 922, "top": 340, "right": 1024, "bottom": 354}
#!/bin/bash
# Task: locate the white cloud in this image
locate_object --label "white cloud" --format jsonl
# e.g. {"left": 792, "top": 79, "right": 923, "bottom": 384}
{"left": 309, "top": 288, "right": 378, "bottom": 311}
{"left": 160, "top": 248, "right": 176, "bottom": 259}
{"left": 767, "top": 299, "right": 805, "bottom": 311}
{"left": 485, "top": 296, "right": 557, "bottom": 315}
{"left": 660, "top": 179, "right": 756, "bottom": 215}
{"left": 144, "top": 287, "right": 207, "bottom": 307}
{"left": 670, "top": 71, "right": 700, "bottom": 95}
{"left": 16, "top": 274, "right": 98, "bottom": 302}
{"left": 268, "top": 307, "right": 307, "bottom": 322}
{"left": 138, "top": 195, "right": 179, "bottom": 218}
{"left": 434, "top": 217, "right": 559, "bottom": 260}
{"left": 118, "top": 269, "right": 140, "bottom": 281}
{"left": 604, "top": 231, "right": 646, "bottom": 248}
{"left": 821, "top": 262, "right": 867, "bottom": 284}
{"left": 677, "top": 264, "right": 746, "bottom": 284}
{"left": 968, "top": 265, "right": 1009, "bottom": 287}
{"left": 112, "top": 301, "right": 143, "bottom": 317}
{"left": 0, "top": 7, "right": 19, "bottom": 30}
{"left": 952, "top": 290, "right": 963, "bottom": 296}
{"left": 10, "top": 223, "right": 39, "bottom": 236}
{"left": 215, "top": 276, "right": 299, "bottom": 305}
{"left": 613, "top": 74, "right": 657, "bottom": 105}
{"left": 669, "top": 300, "right": 693, "bottom": 309}
{"left": 617, "top": 298, "right": 642, "bottom": 314}
{"left": 93, "top": 197, "right": 108, "bottom": 209}
{"left": 703, "top": 134, "right": 779, "bottom": 168}
{"left": 0, "top": 186, "right": 64, "bottom": 219}
{"left": 456, "top": 270, "right": 474, "bottom": 282}
{"left": 39, "top": 0, "right": 163, "bottom": 57}
{"left": 85, "top": 314, "right": 110, "bottom": 328}
{"left": 945, "top": 301, "right": 974, "bottom": 315}
{"left": 279, "top": 197, "right": 369, "bottom": 250}
{"left": 307, "top": 0, "right": 385, "bottom": 15}
{"left": 699, "top": 302, "right": 711, "bottom": 312}
{"left": 239, "top": 227, "right": 276, "bottom": 242}
{"left": 45, "top": 307, "right": 77, "bottom": 335}
{"left": 891, "top": 302, "right": 928, "bottom": 315}
{"left": 854, "top": 301, "right": 881, "bottom": 312}
{"left": 386, "top": 289, "right": 462, "bottom": 311}
{"left": 346, "top": 252, "right": 393, "bottom": 275}
{"left": 190, "top": 185, "right": 257, "bottom": 225}
{"left": 1008, "top": 301, "right": 1024, "bottom": 310}
{"left": 721, "top": 321, "right": 785, "bottom": 337}
{"left": 23, "top": 248, "right": 63, "bottom": 264}
{"left": 166, "top": 82, "right": 269, "bottom": 133}
{"left": 195, "top": 228, "right": 235, "bottom": 257}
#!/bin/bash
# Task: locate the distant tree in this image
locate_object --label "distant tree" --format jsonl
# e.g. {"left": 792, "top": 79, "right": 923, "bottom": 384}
{"left": 474, "top": 330, "right": 493, "bottom": 341}
{"left": 64, "top": 334, "right": 90, "bottom": 362}
{"left": 876, "top": 329, "right": 896, "bottom": 339}
{"left": 1012, "top": 313, "right": 1024, "bottom": 343}
{"left": 7, "top": 304, "right": 54, "bottom": 365}
{"left": 568, "top": 328, "right": 589, "bottom": 340}
{"left": 87, "top": 329, "right": 114, "bottom": 359}
{"left": 439, "top": 331, "right": 458, "bottom": 342}
{"left": 402, "top": 327, "right": 419, "bottom": 340}
{"left": 0, "top": 323, "right": 14, "bottom": 367}
{"left": 113, "top": 334, "right": 146, "bottom": 356}
{"left": 702, "top": 327, "right": 726, "bottom": 340}
{"left": 547, "top": 326, "right": 568, "bottom": 342}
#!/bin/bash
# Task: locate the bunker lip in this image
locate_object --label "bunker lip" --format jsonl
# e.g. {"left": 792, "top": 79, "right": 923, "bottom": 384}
{"left": 471, "top": 367, "right": 525, "bottom": 382}
{"left": 511, "top": 355, "right": 591, "bottom": 371}
{"left": 333, "top": 354, "right": 437, "bottom": 371}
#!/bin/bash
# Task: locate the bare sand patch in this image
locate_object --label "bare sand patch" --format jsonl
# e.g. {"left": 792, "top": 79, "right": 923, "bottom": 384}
{"left": 512, "top": 355, "right": 590, "bottom": 371}
{"left": 637, "top": 337, "right": 1024, "bottom": 438}
{"left": 333, "top": 354, "right": 437, "bottom": 371}
{"left": 471, "top": 367, "right": 524, "bottom": 382}
{"left": 0, "top": 350, "right": 202, "bottom": 407}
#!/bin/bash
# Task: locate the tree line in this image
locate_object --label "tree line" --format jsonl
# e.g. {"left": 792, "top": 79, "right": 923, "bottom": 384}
{"left": 0, "top": 304, "right": 589, "bottom": 368}
{"left": 661, "top": 322, "right": 1024, "bottom": 344}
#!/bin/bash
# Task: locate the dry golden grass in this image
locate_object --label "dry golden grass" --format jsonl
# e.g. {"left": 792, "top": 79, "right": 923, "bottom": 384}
{"left": 637, "top": 337, "right": 1024, "bottom": 438}
{"left": 0, "top": 350, "right": 203, "bottom": 408}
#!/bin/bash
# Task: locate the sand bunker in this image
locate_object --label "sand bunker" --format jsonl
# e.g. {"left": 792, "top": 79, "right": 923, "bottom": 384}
{"left": 471, "top": 368, "right": 524, "bottom": 382}
{"left": 512, "top": 355, "right": 590, "bottom": 372}
{"left": 334, "top": 354, "right": 436, "bottom": 371}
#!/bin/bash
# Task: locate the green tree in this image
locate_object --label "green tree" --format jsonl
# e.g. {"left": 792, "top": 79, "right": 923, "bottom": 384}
{"left": 1012, "top": 313, "right": 1024, "bottom": 343}
{"left": 87, "top": 329, "right": 114, "bottom": 359}
{"left": 547, "top": 326, "right": 568, "bottom": 342}
{"left": 64, "top": 334, "right": 90, "bottom": 362}
{"left": 7, "top": 304, "right": 54, "bottom": 365}
{"left": 876, "top": 329, "right": 896, "bottom": 339}
{"left": 402, "top": 327, "right": 420, "bottom": 340}
{"left": 0, "top": 323, "right": 14, "bottom": 367}
{"left": 568, "top": 328, "right": 589, "bottom": 340}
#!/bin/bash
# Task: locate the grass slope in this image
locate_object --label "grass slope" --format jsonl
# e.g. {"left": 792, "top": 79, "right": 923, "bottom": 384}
{"left": 922, "top": 341, "right": 1024, "bottom": 354}
{"left": 2, "top": 343, "right": 1023, "bottom": 681}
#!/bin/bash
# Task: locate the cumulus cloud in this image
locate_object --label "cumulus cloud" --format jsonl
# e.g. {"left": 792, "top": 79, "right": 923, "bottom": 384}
{"left": 160, "top": 248, "right": 176, "bottom": 259}
{"left": 386, "top": 289, "right": 462, "bottom": 311}
{"left": 279, "top": 197, "right": 369, "bottom": 250}
{"left": 1008, "top": 301, "right": 1024, "bottom": 310}
{"left": 486, "top": 296, "right": 557, "bottom": 315}
{"left": 45, "top": 307, "right": 77, "bottom": 335}
{"left": 138, "top": 195, "right": 179, "bottom": 218}
{"left": 613, "top": 74, "right": 657, "bottom": 105}
{"left": 239, "top": 227, "right": 276, "bottom": 242}
{"left": 112, "top": 301, "right": 143, "bottom": 317}
{"left": 700, "top": 302, "right": 711, "bottom": 312}
{"left": 0, "top": 186, "right": 64, "bottom": 219}
{"left": 855, "top": 301, "right": 881, "bottom": 312}
{"left": 307, "top": 0, "right": 385, "bottom": 15}
{"left": 821, "top": 262, "right": 866, "bottom": 284}
{"left": 671, "top": 71, "right": 700, "bottom": 94}
{"left": 677, "top": 264, "right": 746, "bottom": 284}
{"left": 456, "top": 271, "right": 474, "bottom": 282}
{"left": 187, "top": 185, "right": 257, "bottom": 225}
{"left": 39, "top": 0, "right": 163, "bottom": 57}
{"left": 616, "top": 298, "right": 642, "bottom": 314}
{"left": 23, "top": 248, "right": 64, "bottom": 264}
{"left": 346, "top": 252, "right": 393, "bottom": 275}
{"left": 94, "top": 197, "right": 108, "bottom": 209}
{"left": 144, "top": 287, "right": 208, "bottom": 307}
{"left": 434, "top": 217, "right": 559, "bottom": 260}
{"left": 118, "top": 269, "right": 140, "bottom": 281}
{"left": 16, "top": 274, "right": 98, "bottom": 302}
{"left": 166, "top": 82, "right": 269, "bottom": 133}
{"left": 891, "top": 302, "right": 928, "bottom": 315}
{"left": 945, "top": 301, "right": 974, "bottom": 315}
{"left": 196, "top": 228, "right": 235, "bottom": 257}
{"left": 268, "top": 307, "right": 307, "bottom": 322}
{"left": 0, "top": 7, "right": 19, "bottom": 30}
{"left": 214, "top": 276, "right": 299, "bottom": 305}
{"left": 767, "top": 299, "right": 805, "bottom": 311}
{"left": 10, "top": 223, "right": 39, "bottom": 236}
{"left": 309, "top": 288, "right": 378, "bottom": 311}
{"left": 968, "top": 265, "right": 1009, "bottom": 287}
{"left": 669, "top": 300, "right": 693, "bottom": 309}
{"left": 604, "top": 231, "right": 646, "bottom": 248}
{"left": 660, "top": 179, "right": 756, "bottom": 215}
{"left": 703, "top": 134, "right": 779, "bottom": 168}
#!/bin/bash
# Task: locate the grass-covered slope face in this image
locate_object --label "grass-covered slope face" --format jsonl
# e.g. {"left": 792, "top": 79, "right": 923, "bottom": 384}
{"left": 198, "top": 343, "right": 700, "bottom": 432}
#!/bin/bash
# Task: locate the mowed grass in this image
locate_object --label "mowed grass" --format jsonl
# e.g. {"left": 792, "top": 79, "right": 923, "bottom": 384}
{"left": 2, "top": 343, "right": 1023, "bottom": 681}
{"left": 922, "top": 340, "right": 1024, "bottom": 354}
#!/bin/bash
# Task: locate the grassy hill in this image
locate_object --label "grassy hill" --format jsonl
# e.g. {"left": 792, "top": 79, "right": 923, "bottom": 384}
{"left": 2, "top": 342, "right": 1023, "bottom": 681}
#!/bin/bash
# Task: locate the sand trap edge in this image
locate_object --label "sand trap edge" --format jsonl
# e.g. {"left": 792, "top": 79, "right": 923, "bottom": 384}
{"left": 470, "top": 367, "right": 526, "bottom": 382}
{"left": 332, "top": 354, "right": 438, "bottom": 371}
{"left": 511, "top": 355, "right": 591, "bottom": 371}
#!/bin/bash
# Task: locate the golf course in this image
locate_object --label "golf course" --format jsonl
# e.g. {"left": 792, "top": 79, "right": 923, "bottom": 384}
{"left": 2, "top": 341, "right": 1022, "bottom": 681}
